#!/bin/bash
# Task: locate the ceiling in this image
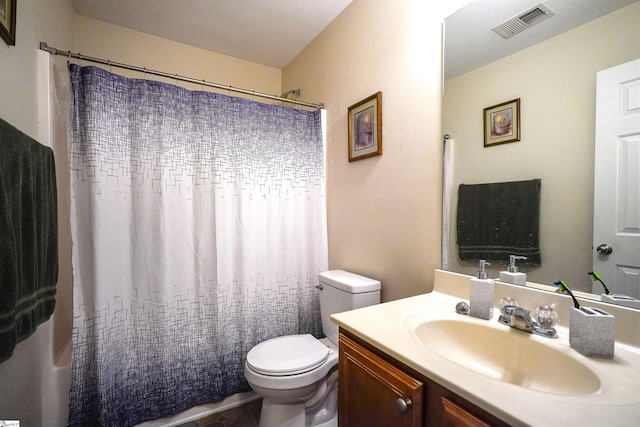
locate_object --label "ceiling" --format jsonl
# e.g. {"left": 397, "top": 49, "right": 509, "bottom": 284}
{"left": 444, "top": 0, "right": 638, "bottom": 80}
{"left": 70, "top": 0, "right": 353, "bottom": 69}
{"left": 70, "top": 0, "right": 636, "bottom": 74}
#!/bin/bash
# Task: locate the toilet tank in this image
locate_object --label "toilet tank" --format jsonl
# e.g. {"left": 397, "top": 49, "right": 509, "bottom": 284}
{"left": 318, "top": 270, "right": 381, "bottom": 345}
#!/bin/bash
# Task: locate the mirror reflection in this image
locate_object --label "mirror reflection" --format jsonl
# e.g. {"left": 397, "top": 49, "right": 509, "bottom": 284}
{"left": 442, "top": 0, "right": 640, "bottom": 303}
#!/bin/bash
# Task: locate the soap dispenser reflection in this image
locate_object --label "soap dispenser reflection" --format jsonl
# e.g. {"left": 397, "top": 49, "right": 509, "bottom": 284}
{"left": 470, "top": 260, "right": 495, "bottom": 320}
{"left": 499, "top": 255, "right": 527, "bottom": 286}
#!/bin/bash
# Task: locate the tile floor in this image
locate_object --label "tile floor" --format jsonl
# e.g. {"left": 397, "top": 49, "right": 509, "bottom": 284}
{"left": 177, "top": 399, "right": 262, "bottom": 427}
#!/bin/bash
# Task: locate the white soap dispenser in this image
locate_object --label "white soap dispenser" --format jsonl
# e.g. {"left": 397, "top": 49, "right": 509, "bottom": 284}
{"left": 469, "top": 260, "right": 495, "bottom": 320}
{"left": 499, "top": 255, "right": 528, "bottom": 286}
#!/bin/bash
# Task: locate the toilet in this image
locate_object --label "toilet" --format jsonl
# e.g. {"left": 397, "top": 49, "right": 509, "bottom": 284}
{"left": 244, "top": 270, "right": 381, "bottom": 427}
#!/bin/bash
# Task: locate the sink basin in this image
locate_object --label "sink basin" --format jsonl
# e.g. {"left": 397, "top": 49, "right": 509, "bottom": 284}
{"left": 414, "top": 319, "right": 601, "bottom": 396}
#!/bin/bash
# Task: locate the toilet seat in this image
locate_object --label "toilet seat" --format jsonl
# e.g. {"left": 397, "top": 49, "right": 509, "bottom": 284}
{"left": 246, "top": 334, "right": 330, "bottom": 376}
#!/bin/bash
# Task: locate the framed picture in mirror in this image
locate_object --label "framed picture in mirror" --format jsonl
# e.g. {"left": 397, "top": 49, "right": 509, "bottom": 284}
{"left": 0, "top": 0, "right": 16, "bottom": 46}
{"left": 484, "top": 98, "right": 520, "bottom": 147}
{"left": 348, "top": 92, "right": 382, "bottom": 162}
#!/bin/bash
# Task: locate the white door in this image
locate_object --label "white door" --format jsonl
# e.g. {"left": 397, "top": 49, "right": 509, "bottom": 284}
{"left": 593, "top": 58, "right": 640, "bottom": 297}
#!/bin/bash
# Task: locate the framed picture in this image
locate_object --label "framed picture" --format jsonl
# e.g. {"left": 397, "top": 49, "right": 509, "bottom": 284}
{"left": 0, "top": 0, "right": 16, "bottom": 46}
{"left": 483, "top": 98, "right": 520, "bottom": 147}
{"left": 348, "top": 92, "right": 382, "bottom": 162}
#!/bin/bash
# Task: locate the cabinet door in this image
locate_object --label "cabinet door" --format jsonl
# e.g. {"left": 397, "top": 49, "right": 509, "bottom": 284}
{"left": 442, "top": 397, "right": 491, "bottom": 427}
{"left": 339, "top": 333, "right": 423, "bottom": 427}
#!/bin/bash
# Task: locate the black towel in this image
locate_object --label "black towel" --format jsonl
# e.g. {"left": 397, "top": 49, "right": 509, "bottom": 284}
{"left": 457, "top": 179, "right": 541, "bottom": 265}
{"left": 0, "top": 117, "right": 58, "bottom": 364}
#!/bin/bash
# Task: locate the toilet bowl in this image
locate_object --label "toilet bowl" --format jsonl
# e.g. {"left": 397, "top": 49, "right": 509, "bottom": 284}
{"left": 244, "top": 335, "right": 338, "bottom": 427}
{"left": 244, "top": 270, "right": 381, "bottom": 427}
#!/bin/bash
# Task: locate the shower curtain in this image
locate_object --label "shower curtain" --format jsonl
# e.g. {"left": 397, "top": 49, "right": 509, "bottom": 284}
{"left": 67, "top": 65, "right": 327, "bottom": 426}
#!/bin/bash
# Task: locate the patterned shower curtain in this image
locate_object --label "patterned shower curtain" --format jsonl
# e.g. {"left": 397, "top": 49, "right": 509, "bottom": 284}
{"left": 67, "top": 65, "right": 327, "bottom": 426}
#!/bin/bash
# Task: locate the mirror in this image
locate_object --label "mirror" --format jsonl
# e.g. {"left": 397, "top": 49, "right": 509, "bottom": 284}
{"left": 442, "top": 0, "right": 640, "bottom": 302}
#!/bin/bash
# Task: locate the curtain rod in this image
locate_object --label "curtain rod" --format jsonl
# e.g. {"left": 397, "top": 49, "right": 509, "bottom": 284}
{"left": 39, "top": 42, "right": 323, "bottom": 110}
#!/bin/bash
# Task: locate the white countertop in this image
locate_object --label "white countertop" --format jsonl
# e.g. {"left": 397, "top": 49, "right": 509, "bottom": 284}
{"left": 331, "top": 270, "right": 640, "bottom": 427}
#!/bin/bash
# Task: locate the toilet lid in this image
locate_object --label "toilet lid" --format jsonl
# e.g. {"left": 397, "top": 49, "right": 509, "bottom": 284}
{"left": 246, "top": 334, "right": 330, "bottom": 376}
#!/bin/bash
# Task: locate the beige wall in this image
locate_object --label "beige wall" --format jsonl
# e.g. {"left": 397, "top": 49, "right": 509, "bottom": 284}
{"left": 73, "top": 15, "right": 283, "bottom": 97}
{"left": 0, "top": 0, "right": 74, "bottom": 138}
{"left": 0, "top": 0, "right": 469, "bottom": 422}
{"left": 283, "top": 0, "right": 468, "bottom": 302}
{"left": 74, "top": 1, "right": 470, "bottom": 304}
{"left": 443, "top": 2, "right": 640, "bottom": 291}
{"left": 0, "top": 1, "right": 75, "bottom": 424}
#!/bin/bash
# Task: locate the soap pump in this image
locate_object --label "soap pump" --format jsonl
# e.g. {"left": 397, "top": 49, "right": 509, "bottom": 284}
{"left": 499, "top": 255, "right": 528, "bottom": 286}
{"left": 469, "top": 260, "right": 495, "bottom": 320}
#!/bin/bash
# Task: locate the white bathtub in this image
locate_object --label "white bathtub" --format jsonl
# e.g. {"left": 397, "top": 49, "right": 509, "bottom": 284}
{"left": 136, "top": 391, "right": 260, "bottom": 427}
{"left": 41, "top": 317, "right": 72, "bottom": 427}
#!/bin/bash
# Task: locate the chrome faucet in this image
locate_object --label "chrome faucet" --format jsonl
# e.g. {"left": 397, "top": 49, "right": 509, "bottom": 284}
{"left": 498, "top": 305, "right": 558, "bottom": 338}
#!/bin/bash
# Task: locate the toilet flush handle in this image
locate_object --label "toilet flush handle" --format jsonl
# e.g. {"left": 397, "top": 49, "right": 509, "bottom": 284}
{"left": 315, "top": 284, "right": 323, "bottom": 290}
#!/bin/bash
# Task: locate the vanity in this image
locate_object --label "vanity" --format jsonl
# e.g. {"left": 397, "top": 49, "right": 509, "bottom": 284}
{"left": 331, "top": 270, "right": 640, "bottom": 426}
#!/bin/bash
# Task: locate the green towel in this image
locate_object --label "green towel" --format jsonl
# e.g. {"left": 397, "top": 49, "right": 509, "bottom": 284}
{"left": 457, "top": 179, "right": 541, "bottom": 265}
{"left": 0, "top": 117, "right": 58, "bottom": 364}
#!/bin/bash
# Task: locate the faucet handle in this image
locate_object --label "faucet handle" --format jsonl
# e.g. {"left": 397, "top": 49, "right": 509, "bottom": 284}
{"left": 499, "top": 297, "right": 518, "bottom": 311}
{"left": 535, "top": 305, "right": 558, "bottom": 328}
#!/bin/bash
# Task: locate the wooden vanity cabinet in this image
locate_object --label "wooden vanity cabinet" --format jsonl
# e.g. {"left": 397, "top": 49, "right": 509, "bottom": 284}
{"left": 339, "top": 332, "right": 423, "bottom": 427}
{"left": 441, "top": 397, "right": 492, "bottom": 427}
{"left": 338, "top": 329, "right": 511, "bottom": 427}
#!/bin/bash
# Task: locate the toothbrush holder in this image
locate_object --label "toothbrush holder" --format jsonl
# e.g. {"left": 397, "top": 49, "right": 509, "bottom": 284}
{"left": 600, "top": 293, "right": 640, "bottom": 309}
{"left": 569, "top": 307, "right": 615, "bottom": 359}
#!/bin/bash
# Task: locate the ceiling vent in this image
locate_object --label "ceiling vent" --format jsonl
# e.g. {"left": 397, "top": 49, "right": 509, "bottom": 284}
{"left": 492, "top": 3, "right": 555, "bottom": 39}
